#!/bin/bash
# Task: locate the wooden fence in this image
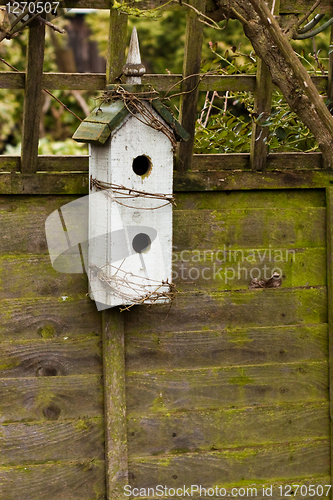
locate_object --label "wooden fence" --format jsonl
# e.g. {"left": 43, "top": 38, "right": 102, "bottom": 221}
{"left": 1, "top": 0, "right": 333, "bottom": 499}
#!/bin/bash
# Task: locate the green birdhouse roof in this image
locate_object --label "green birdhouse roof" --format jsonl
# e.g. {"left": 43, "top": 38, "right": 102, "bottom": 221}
{"left": 72, "top": 85, "right": 190, "bottom": 145}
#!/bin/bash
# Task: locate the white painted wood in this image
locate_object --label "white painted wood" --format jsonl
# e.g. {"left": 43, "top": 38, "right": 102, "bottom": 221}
{"left": 88, "top": 108, "right": 174, "bottom": 309}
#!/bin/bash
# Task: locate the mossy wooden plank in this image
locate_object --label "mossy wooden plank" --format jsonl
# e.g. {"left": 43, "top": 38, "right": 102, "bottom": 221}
{"left": 173, "top": 208, "right": 326, "bottom": 250}
{"left": 325, "top": 187, "right": 333, "bottom": 486}
{"left": 0, "top": 156, "right": 89, "bottom": 173}
{"left": 177, "top": 0, "right": 205, "bottom": 172}
{"left": 250, "top": 59, "right": 273, "bottom": 171}
{"left": 0, "top": 337, "right": 102, "bottom": 378}
{"left": 3, "top": 169, "right": 333, "bottom": 194}
{"left": 127, "top": 403, "right": 329, "bottom": 456}
{"left": 128, "top": 441, "right": 329, "bottom": 489}
{"left": 0, "top": 173, "right": 88, "bottom": 195}
{"left": 126, "top": 361, "right": 328, "bottom": 413}
{"left": 0, "top": 297, "right": 101, "bottom": 341}
{"left": 192, "top": 152, "right": 323, "bottom": 171}
{"left": 0, "top": 195, "right": 80, "bottom": 255}
{"left": 72, "top": 121, "right": 111, "bottom": 144}
{"left": 0, "top": 250, "right": 325, "bottom": 296}
{"left": 174, "top": 169, "right": 333, "bottom": 192}
{"left": 125, "top": 324, "right": 328, "bottom": 372}
{"left": 0, "top": 256, "right": 88, "bottom": 298}
{"left": 106, "top": 8, "right": 127, "bottom": 84}
{"left": 0, "top": 375, "right": 103, "bottom": 423}
{"left": 0, "top": 460, "right": 105, "bottom": 500}
{"left": 172, "top": 247, "right": 326, "bottom": 291}
{"left": 0, "top": 72, "right": 328, "bottom": 93}
{"left": 21, "top": 22, "right": 45, "bottom": 174}
{"left": 0, "top": 417, "right": 104, "bottom": 465}
{"left": 125, "top": 288, "right": 327, "bottom": 332}
{"left": 102, "top": 309, "right": 128, "bottom": 499}
{"left": 0, "top": 152, "right": 324, "bottom": 174}
{"left": 175, "top": 189, "right": 326, "bottom": 210}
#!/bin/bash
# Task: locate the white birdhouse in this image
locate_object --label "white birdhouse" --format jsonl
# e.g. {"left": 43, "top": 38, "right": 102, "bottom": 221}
{"left": 72, "top": 28, "right": 189, "bottom": 310}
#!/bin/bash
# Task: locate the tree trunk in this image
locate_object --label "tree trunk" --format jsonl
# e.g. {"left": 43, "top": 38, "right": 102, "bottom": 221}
{"left": 209, "top": 0, "right": 333, "bottom": 169}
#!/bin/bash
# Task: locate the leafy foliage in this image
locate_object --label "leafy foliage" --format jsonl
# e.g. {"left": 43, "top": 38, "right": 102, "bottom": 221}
{"left": 194, "top": 29, "right": 331, "bottom": 155}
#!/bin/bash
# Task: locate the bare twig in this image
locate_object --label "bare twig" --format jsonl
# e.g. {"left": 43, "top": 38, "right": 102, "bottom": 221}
{"left": 0, "top": 57, "right": 82, "bottom": 122}
{"left": 297, "top": 0, "right": 322, "bottom": 27}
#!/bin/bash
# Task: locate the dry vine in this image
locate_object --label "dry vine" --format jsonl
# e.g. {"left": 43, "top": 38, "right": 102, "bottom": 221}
{"left": 90, "top": 177, "right": 175, "bottom": 209}
{"left": 96, "top": 86, "right": 178, "bottom": 149}
{"left": 90, "top": 262, "right": 177, "bottom": 311}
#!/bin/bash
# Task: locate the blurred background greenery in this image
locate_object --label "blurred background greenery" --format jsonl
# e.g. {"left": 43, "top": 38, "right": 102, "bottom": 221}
{"left": 0, "top": 8, "right": 331, "bottom": 156}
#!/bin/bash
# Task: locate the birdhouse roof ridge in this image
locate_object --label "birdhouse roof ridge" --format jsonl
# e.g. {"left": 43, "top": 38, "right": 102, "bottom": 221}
{"left": 72, "top": 85, "right": 189, "bottom": 145}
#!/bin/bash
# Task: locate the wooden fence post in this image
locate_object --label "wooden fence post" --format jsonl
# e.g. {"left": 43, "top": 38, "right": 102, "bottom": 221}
{"left": 250, "top": 58, "right": 273, "bottom": 170}
{"left": 177, "top": 0, "right": 205, "bottom": 172}
{"left": 21, "top": 20, "right": 45, "bottom": 173}
{"left": 328, "top": 24, "right": 333, "bottom": 103}
{"left": 326, "top": 188, "right": 333, "bottom": 496}
{"left": 106, "top": 8, "right": 128, "bottom": 84}
{"left": 102, "top": 8, "right": 128, "bottom": 499}
{"left": 250, "top": 0, "right": 279, "bottom": 171}
{"left": 102, "top": 309, "right": 128, "bottom": 500}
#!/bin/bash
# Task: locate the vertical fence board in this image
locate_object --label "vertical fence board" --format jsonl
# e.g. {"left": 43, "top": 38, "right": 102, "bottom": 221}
{"left": 21, "top": 20, "right": 45, "bottom": 174}
{"left": 326, "top": 188, "right": 333, "bottom": 495}
{"left": 250, "top": 0, "right": 279, "bottom": 171}
{"left": 106, "top": 9, "right": 128, "bottom": 84}
{"left": 328, "top": 24, "right": 333, "bottom": 102}
{"left": 177, "top": 0, "right": 205, "bottom": 172}
{"left": 102, "top": 309, "right": 128, "bottom": 500}
{"left": 250, "top": 59, "right": 273, "bottom": 170}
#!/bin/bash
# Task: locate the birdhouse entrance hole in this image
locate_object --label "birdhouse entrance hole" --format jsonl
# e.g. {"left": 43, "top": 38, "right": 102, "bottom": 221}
{"left": 132, "top": 233, "right": 151, "bottom": 253}
{"left": 132, "top": 155, "right": 152, "bottom": 176}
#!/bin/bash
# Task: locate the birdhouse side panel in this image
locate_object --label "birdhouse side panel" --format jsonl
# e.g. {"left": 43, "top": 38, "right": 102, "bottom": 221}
{"left": 108, "top": 111, "right": 173, "bottom": 195}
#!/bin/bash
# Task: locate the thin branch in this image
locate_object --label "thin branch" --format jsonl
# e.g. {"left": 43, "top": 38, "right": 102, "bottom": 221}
{"left": 0, "top": 57, "right": 82, "bottom": 122}
{"left": 297, "top": 0, "right": 322, "bottom": 27}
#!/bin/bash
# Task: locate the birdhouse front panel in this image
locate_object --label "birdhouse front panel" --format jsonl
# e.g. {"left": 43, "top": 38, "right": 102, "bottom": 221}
{"left": 88, "top": 110, "right": 174, "bottom": 309}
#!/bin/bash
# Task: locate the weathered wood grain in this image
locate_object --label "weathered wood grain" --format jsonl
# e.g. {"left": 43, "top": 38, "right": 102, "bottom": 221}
{"left": 0, "top": 173, "right": 88, "bottom": 194}
{"left": 0, "top": 248, "right": 325, "bottom": 295}
{"left": 0, "top": 337, "right": 101, "bottom": 377}
{"left": 0, "top": 417, "right": 104, "bottom": 465}
{"left": 0, "top": 156, "right": 89, "bottom": 173}
{"left": 106, "top": 9, "right": 127, "bottom": 84}
{"left": 0, "top": 460, "right": 105, "bottom": 500}
{"left": 21, "top": 21, "right": 45, "bottom": 174}
{"left": 102, "top": 309, "right": 128, "bottom": 499}
{"left": 125, "top": 324, "right": 328, "bottom": 371}
{"left": 192, "top": 152, "right": 323, "bottom": 171}
{"left": 0, "top": 152, "right": 324, "bottom": 173}
{"left": 250, "top": 59, "right": 273, "bottom": 170}
{"left": 0, "top": 195, "right": 79, "bottom": 255}
{"left": 173, "top": 208, "right": 326, "bottom": 250}
{"left": 0, "top": 256, "right": 88, "bottom": 298}
{"left": 128, "top": 441, "right": 329, "bottom": 488}
{"left": 325, "top": 187, "right": 333, "bottom": 488}
{"left": 173, "top": 168, "right": 333, "bottom": 191}
{"left": 175, "top": 189, "right": 326, "bottom": 210}
{"left": 0, "top": 72, "right": 328, "bottom": 93}
{"left": 3, "top": 168, "right": 333, "bottom": 194}
{"left": 0, "top": 375, "right": 103, "bottom": 423}
{"left": 177, "top": 0, "right": 205, "bottom": 172}
{"left": 125, "top": 288, "right": 327, "bottom": 332}
{"left": 4, "top": 169, "right": 333, "bottom": 194}
{"left": 126, "top": 361, "right": 328, "bottom": 413}
{"left": 172, "top": 247, "right": 326, "bottom": 291}
{"left": 127, "top": 403, "right": 329, "bottom": 456}
{"left": 0, "top": 297, "right": 101, "bottom": 341}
